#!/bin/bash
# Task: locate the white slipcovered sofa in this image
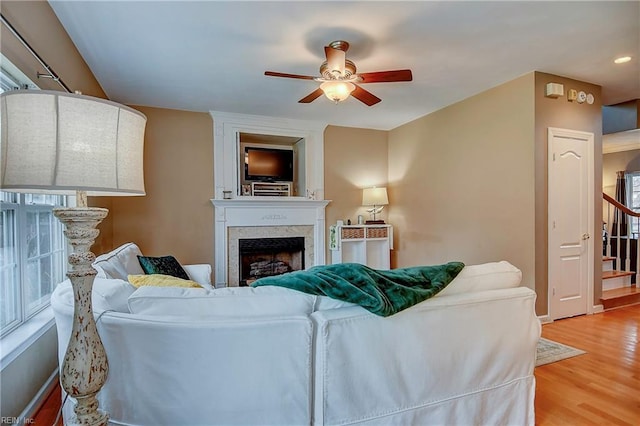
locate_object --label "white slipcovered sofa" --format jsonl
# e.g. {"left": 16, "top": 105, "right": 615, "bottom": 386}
{"left": 52, "top": 243, "right": 541, "bottom": 426}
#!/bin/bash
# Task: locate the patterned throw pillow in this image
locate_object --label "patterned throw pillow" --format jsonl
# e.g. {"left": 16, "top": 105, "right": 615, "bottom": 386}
{"left": 137, "top": 255, "right": 190, "bottom": 280}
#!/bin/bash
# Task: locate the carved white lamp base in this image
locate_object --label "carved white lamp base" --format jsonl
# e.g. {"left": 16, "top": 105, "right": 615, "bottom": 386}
{"left": 54, "top": 207, "right": 110, "bottom": 426}
{"left": 366, "top": 205, "right": 384, "bottom": 222}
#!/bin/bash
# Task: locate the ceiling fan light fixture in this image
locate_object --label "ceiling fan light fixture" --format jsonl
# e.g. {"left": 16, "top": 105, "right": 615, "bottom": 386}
{"left": 265, "top": 39, "right": 412, "bottom": 106}
{"left": 320, "top": 81, "right": 355, "bottom": 103}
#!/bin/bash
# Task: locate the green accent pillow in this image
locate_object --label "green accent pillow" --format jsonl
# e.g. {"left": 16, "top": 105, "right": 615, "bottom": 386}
{"left": 137, "top": 255, "right": 190, "bottom": 280}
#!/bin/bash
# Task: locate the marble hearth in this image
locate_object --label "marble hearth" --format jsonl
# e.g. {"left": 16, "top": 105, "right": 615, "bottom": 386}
{"left": 210, "top": 199, "right": 330, "bottom": 287}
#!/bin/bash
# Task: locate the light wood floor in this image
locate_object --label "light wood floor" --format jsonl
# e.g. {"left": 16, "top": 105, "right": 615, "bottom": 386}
{"left": 34, "top": 304, "right": 640, "bottom": 425}
{"left": 32, "top": 383, "right": 62, "bottom": 426}
{"left": 535, "top": 304, "right": 640, "bottom": 425}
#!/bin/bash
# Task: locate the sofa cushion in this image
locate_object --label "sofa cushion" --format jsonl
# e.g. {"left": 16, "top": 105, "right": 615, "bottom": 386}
{"left": 93, "top": 278, "right": 136, "bottom": 312}
{"left": 93, "top": 243, "right": 144, "bottom": 281}
{"left": 137, "top": 255, "right": 190, "bottom": 280}
{"left": 127, "top": 285, "right": 317, "bottom": 318}
{"left": 128, "top": 274, "right": 202, "bottom": 288}
{"left": 436, "top": 261, "right": 522, "bottom": 297}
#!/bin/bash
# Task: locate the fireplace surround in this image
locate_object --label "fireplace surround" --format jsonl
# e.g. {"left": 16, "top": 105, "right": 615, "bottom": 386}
{"left": 211, "top": 199, "right": 329, "bottom": 287}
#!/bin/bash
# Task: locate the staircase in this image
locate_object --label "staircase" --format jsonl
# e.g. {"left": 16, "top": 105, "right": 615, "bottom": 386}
{"left": 601, "top": 193, "right": 640, "bottom": 309}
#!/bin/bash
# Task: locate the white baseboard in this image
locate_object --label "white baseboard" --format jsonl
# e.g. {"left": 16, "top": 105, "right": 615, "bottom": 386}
{"left": 18, "top": 369, "right": 59, "bottom": 422}
{"left": 537, "top": 315, "right": 552, "bottom": 324}
{"left": 540, "top": 306, "right": 604, "bottom": 322}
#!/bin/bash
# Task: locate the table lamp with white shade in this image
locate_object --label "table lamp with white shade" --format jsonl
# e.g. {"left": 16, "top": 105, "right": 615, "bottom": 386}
{"left": 362, "top": 186, "right": 388, "bottom": 224}
{"left": 1, "top": 90, "right": 146, "bottom": 425}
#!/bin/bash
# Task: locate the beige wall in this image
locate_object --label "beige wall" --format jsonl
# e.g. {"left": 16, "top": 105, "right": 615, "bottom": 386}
{"left": 534, "top": 72, "right": 603, "bottom": 314}
{"left": 387, "top": 71, "right": 603, "bottom": 316}
{"left": 0, "top": 1, "right": 106, "bottom": 418}
{"left": 324, "top": 126, "right": 389, "bottom": 249}
{"left": 107, "top": 106, "right": 214, "bottom": 266}
{"left": 388, "top": 74, "right": 536, "bottom": 288}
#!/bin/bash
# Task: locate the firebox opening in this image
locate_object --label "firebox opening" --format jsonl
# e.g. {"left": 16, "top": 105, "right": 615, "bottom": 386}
{"left": 239, "top": 237, "right": 305, "bottom": 286}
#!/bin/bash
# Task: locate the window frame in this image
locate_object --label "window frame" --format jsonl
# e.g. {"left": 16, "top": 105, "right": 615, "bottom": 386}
{"left": 1, "top": 193, "right": 68, "bottom": 337}
{"left": 1, "top": 197, "right": 21, "bottom": 332}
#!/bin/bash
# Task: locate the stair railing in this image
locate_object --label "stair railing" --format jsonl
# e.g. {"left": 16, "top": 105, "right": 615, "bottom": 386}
{"left": 603, "top": 192, "right": 640, "bottom": 285}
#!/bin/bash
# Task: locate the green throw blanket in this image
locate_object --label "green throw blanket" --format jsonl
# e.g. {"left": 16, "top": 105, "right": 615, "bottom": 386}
{"left": 251, "top": 262, "right": 464, "bottom": 317}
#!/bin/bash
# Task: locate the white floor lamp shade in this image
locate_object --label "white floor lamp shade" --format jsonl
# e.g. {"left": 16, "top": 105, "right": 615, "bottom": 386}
{"left": 1, "top": 90, "right": 145, "bottom": 196}
{"left": 1, "top": 90, "right": 146, "bottom": 425}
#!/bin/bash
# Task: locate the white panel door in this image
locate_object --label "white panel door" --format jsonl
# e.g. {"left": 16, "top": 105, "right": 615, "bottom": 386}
{"left": 548, "top": 128, "right": 594, "bottom": 320}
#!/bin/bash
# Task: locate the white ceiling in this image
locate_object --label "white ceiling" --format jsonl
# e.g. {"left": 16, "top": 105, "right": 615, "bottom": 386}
{"left": 48, "top": 1, "right": 639, "bottom": 131}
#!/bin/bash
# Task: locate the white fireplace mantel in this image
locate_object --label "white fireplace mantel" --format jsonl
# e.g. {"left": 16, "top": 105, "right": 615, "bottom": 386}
{"left": 211, "top": 198, "right": 330, "bottom": 287}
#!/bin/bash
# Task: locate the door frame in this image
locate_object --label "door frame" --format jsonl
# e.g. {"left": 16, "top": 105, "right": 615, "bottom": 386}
{"left": 547, "top": 127, "right": 595, "bottom": 319}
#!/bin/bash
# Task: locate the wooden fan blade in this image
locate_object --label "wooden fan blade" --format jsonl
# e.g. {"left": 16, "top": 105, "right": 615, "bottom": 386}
{"left": 299, "top": 88, "right": 324, "bottom": 103}
{"left": 358, "top": 69, "right": 413, "bottom": 83}
{"left": 324, "top": 46, "right": 346, "bottom": 75}
{"left": 265, "top": 71, "right": 315, "bottom": 80}
{"left": 351, "top": 85, "right": 381, "bottom": 106}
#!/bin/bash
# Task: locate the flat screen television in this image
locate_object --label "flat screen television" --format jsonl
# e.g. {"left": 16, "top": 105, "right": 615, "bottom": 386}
{"left": 244, "top": 146, "right": 294, "bottom": 182}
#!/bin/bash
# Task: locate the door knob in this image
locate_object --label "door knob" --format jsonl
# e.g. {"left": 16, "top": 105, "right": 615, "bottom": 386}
{"left": 582, "top": 233, "right": 590, "bottom": 240}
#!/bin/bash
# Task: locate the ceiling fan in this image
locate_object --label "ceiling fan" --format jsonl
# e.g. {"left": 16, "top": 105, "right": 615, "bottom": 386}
{"left": 264, "top": 40, "right": 412, "bottom": 106}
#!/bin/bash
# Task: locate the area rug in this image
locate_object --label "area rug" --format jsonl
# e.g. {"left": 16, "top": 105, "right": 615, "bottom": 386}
{"left": 536, "top": 337, "right": 586, "bottom": 366}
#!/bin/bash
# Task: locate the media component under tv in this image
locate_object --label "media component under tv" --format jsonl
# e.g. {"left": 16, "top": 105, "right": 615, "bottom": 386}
{"left": 244, "top": 146, "right": 294, "bottom": 182}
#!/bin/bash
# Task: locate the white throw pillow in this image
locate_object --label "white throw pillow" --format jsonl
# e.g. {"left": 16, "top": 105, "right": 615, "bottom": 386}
{"left": 127, "top": 285, "right": 317, "bottom": 318}
{"left": 92, "top": 278, "right": 136, "bottom": 313}
{"left": 93, "top": 243, "right": 144, "bottom": 280}
{"left": 182, "top": 264, "right": 213, "bottom": 289}
{"left": 437, "top": 261, "right": 522, "bottom": 297}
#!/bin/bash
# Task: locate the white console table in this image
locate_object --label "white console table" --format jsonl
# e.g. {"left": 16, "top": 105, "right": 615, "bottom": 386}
{"left": 330, "top": 224, "right": 393, "bottom": 270}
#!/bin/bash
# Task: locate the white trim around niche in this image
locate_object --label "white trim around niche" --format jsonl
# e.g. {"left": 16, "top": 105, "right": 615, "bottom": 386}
{"left": 209, "top": 111, "right": 327, "bottom": 200}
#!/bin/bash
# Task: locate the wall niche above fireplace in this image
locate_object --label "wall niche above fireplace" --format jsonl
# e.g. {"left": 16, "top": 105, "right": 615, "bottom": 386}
{"left": 210, "top": 111, "right": 327, "bottom": 200}
{"left": 239, "top": 133, "right": 304, "bottom": 197}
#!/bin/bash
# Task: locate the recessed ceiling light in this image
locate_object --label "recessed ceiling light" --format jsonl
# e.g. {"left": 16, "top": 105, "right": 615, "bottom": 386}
{"left": 614, "top": 56, "right": 632, "bottom": 64}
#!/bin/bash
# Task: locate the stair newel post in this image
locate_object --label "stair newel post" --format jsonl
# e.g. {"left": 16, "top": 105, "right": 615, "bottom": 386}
{"left": 636, "top": 216, "right": 640, "bottom": 288}
{"left": 606, "top": 203, "right": 611, "bottom": 257}
{"left": 616, "top": 208, "right": 621, "bottom": 270}
{"left": 626, "top": 211, "right": 632, "bottom": 272}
